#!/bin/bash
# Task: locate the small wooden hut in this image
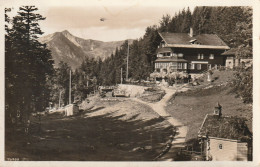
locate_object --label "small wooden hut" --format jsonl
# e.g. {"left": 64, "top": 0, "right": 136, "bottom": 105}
{"left": 198, "top": 104, "right": 252, "bottom": 161}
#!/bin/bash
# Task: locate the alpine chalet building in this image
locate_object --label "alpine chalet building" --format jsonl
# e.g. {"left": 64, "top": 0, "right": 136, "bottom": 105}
{"left": 154, "top": 28, "right": 230, "bottom": 78}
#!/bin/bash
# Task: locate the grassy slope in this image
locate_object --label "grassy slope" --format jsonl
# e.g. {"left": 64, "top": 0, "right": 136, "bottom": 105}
{"left": 6, "top": 100, "right": 174, "bottom": 161}
{"left": 165, "top": 70, "right": 252, "bottom": 141}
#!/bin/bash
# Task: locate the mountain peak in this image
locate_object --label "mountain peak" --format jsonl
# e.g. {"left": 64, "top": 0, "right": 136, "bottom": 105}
{"left": 39, "top": 31, "right": 130, "bottom": 69}
{"left": 61, "top": 30, "right": 71, "bottom": 35}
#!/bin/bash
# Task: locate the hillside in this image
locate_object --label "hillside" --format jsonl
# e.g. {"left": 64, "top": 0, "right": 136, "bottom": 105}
{"left": 38, "top": 30, "right": 132, "bottom": 69}
{"left": 165, "top": 70, "right": 252, "bottom": 141}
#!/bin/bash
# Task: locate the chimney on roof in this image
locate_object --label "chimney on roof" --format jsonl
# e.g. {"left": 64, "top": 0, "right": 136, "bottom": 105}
{"left": 214, "top": 102, "right": 222, "bottom": 118}
{"left": 189, "top": 28, "right": 193, "bottom": 37}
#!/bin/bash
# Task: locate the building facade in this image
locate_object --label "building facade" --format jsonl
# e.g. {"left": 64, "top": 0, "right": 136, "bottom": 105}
{"left": 202, "top": 137, "right": 250, "bottom": 161}
{"left": 221, "top": 48, "right": 237, "bottom": 69}
{"left": 198, "top": 107, "right": 252, "bottom": 161}
{"left": 154, "top": 29, "right": 230, "bottom": 76}
{"left": 221, "top": 48, "right": 253, "bottom": 69}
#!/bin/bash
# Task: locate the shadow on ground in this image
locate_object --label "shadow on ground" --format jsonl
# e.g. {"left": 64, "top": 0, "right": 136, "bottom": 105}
{"left": 6, "top": 110, "right": 175, "bottom": 161}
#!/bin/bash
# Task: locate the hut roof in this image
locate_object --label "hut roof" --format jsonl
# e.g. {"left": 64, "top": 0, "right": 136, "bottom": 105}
{"left": 221, "top": 48, "right": 237, "bottom": 56}
{"left": 159, "top": 32, "right": 229, "bottom": 49}
{"left": 198, "top": 114, "right": 252, "bottom": 140}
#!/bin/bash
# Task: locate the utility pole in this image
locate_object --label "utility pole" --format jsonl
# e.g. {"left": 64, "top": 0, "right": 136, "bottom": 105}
{"left": 69, "top": 70, "right": 71, "bottom": 104}
{"left": 59, "top": 91, "right": 62, "bottom": 108}
{"left": 126, "top": 41, "right": 129, "bottom": 81}
{"left": 121, "top": 68, "right": 123, "bottom": 84}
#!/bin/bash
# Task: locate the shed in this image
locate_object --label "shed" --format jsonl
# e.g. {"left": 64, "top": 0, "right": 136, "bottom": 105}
{"left": 198, "top": 114, "right": 252, "bottom": 161}
{"left": 221, "top": 48, "right": 253, "bottom": 68}
{"left": 221, "top": 48, "right": 237, "bottom": 68}
{"left": 64, "top": 104, "right": 79, "bottom": 116}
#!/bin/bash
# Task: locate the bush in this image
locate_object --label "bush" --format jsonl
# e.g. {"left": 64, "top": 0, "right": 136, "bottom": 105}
{"left": 167, "top": 71, "right": 189, "bottom": 85}
{"left": 231, "top": 66, "right": 252, "bottom": 103}
{"left": 208, "top": 70, "right": 213, "bottom": 75}
{"left": 144, "top": 87, "right": 159, "bottom": 92}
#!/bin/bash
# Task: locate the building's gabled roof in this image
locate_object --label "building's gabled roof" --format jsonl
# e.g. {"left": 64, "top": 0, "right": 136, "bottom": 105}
{"left": 159, "top": 32, "right": 230, "bottom": 50}
{"left": 221, "top": 48, "right": 237, "bottom": 56}
{"left": 155, "top": 58, "right": 188, "bottom": 62}
{"left": 198, "top": 114, "right": 252, "bottom": 140}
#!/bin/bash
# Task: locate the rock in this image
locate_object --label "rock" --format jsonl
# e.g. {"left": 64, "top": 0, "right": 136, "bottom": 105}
{"left": 119, "top": 143, "right": 129, "bottom": 147}
{"left": 132, "top": 147, "right": 140, "bottom": 151}
{"left": 144, "top": 146, "right": 152, "bottom": 150}
{"left": 132, "top": 147, "right": 144, "bottom": 152}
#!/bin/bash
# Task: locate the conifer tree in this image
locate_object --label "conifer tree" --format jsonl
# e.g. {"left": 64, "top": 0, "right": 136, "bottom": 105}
{"left": 5, "top": 6, "right": 54, "bottom": 125}
{"left": 180, "top": 7, "right": 192, "bottom": 33}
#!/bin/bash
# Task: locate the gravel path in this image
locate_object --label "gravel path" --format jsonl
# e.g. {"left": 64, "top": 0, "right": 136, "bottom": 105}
{"left": 132, "top": 85, "right": 189, "bottom": 161}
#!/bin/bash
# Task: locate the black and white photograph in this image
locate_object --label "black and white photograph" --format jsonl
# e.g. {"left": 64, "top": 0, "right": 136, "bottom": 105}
{"left": 1, "top": 0, "right": 259, "bottom": 166}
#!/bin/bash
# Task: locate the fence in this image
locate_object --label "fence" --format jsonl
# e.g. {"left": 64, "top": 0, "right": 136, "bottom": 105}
{"left": 124, "top": 81, "right": 156, "bottom": 87}
{"left": 179, "top": 149, "right": 205, "bottom": 161}
{"left": 180, "top": 149, "right": 203, "bottom": 155}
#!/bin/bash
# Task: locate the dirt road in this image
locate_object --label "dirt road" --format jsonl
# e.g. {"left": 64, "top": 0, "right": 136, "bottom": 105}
{"left": 132, "top": 85, "right": 189, "bottom": 161}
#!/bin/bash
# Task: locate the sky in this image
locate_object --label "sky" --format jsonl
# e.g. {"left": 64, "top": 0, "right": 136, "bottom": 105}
{"left": 3, "top": 0, "right": 254, "bottom": 42}
{"left": 39, "top": 5, "right": 195, "bottom": 41}
{"left": 4, "top": 0, "right": 196, "bottom": 41}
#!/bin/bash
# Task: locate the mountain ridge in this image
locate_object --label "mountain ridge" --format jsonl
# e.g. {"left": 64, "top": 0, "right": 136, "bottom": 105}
{"left": 39, "top": 30, "right": 133, "bottom": 70}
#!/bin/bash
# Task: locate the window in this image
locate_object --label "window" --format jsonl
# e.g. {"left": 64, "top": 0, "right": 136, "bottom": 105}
{"left": 177, "top": 63, "right": 182, "bottom": 69}
{"left": 156, "top": 68, "right": 160, "bottom": 72}
{"left": 183, "top": 63, "right": 187, "bottom": 69}
{"left": 172, "top": 62, "right": 177, "bottom": 69}
{"left": 197, "top": 64, "right": 201, "bottom": 70}
{"left": 173, "top": 53, "right": 178, "bottom": 57}
{"left": 198, "top": 53, "right": 204, "bottom": 59}
{"left": 178, "top": 53, "right": 184, "bottom": 58}
{"left": 190, "top": 63, "right": 195, "bottom": 69}
{"left": 201, "top": 54, "right": 204, "bottom": 59}
{"left": 209, "top": 54, "right": 214, "bottom": 59}
{"left": 219, "top": 144, "right": 223, "bottom": 149}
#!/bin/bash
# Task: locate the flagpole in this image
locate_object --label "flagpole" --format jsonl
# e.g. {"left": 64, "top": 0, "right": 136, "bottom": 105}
{"left": 59, "top": 91, "right": 62, "bottom": 108}
{"left": 126, "top": 41, "right": 129, "bottom": 81}
{"left": 69, "top": 70, "right": 71, "bottom": 104}
{"left": 121, "top": 68, "right": 123, "bottom": 84}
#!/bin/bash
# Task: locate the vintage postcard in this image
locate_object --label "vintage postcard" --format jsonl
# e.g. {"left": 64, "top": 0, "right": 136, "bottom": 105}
{"left": 0, "top": 0, "right": 259, "bottom": 167}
